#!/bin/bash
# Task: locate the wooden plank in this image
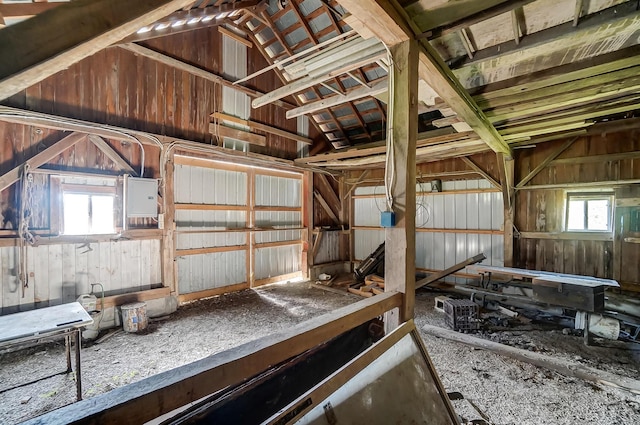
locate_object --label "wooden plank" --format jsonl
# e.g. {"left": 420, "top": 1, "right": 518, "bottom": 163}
{"left": 175, "top": 245, "right": 248, "bottom": 257}
{"left": 519, "top": 232, "right": 613, "bottom": 242}
{"left": 517, "top": 179, "right": 640, "bottom": 191}
{"left": 460, "top": 156, "right": 500, "bottom": 189}
{"left": 552, "top": 151, "right": 640, "bottom": 166}
{"left": 254, "top": 240, "right": 302, "bottom": 249}
{"left": 161, "top": 152, "right": 176, "bottom": 293}
{"left": 102, "top": 287, "right": 171, "bottom": 309}
{"left": 516, "top": 137, "right": 577, "bottom": 188}
{"left": 0, "top": 0, "right": 196, "bottom": 101}
{"left": 87, "top": 135, "right": 137, "bottom": 176}
{"left": 118, "top": 43, "right": 295, "bottom": 110}
{"left": 316, "top": 174, "right": 341, "bottom": 218}
{"left": 218, "top": 26, "right": 253, "bottom": 48}
{"left": 175, "top": 203, "right": 248, "bottom": 211}
{"left": 286, "top": 79, "right": 388, "bottom": 119}
{"left": 0, "top": 132, "right": 87, "bottom": 193}
{"left": 422, "top": 324, "right": 640, "bottom": 395}
{"left": 0, "top": 3, "right": 60, "bottom": 17}
{"left": 415, "top": 253, "right": 486, "bottom": 289}
{"left": 314, "top": 190, "right": 340, "bottom": 224}
{"left": 385, "top": 38, "right": 418, "bottom": 331}
{"left": 210, "top": 124, "right": 267, "bottom": 146}
{"left": 254, "top": 271, "right": 303, "bottom": 287}
{"left": 211, "top": 112, "right": 312, "bottom": 144}
{"left": 177, "top": 282, "right": 249, "bottom": 304}
{"left": 295, "top": 128, "right": 461, "bottom": 164}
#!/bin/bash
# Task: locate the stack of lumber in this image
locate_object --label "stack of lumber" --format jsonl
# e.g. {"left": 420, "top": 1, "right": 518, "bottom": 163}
{"left": 348, "top": 274, "right": 385, "bottom": 297}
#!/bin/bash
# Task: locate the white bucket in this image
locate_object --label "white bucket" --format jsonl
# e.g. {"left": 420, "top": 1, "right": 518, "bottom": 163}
{"left": 121, "top": 302, "right": 148, "bottom": 333}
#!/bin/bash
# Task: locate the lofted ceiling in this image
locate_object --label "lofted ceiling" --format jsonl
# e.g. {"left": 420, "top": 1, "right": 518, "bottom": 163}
{"left": 1, "top": 0, "right": 640, "bottom": 169}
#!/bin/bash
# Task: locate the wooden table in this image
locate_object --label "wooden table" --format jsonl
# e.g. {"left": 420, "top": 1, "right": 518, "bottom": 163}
{"left": 466, "top": 265, "right": 619, "bottom": 312}
{"left": 0, "top": 302, "right": 93, "bottom": 400}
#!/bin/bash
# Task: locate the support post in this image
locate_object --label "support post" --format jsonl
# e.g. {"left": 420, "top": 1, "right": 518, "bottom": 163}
{"left": 162, "top": 152, "right": 176, "bottom": 294}
{"left": 497, "top": 152, "right": 515, "bottom": 267}
{"left": 384, "top": 38, "right": 418, "bottom": 331}
{"left": 302, "top": 171, "right": 314, "bottom": 278}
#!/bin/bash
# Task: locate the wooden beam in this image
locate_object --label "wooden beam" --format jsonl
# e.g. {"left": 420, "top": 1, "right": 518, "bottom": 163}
{"left": 0, "top": 0, "right": 196, "bottom": 101}
{"left": 285, "top": 79, "right": 388, "bottom": 119}
{"left": 422, "top": 324, "right": 640, "bottom": 395}
{"left": 211, "top": 112, "right": 312, "bottom": 144}
{"left": 210, "top": 124, "right": 267, "bottom": 146}
{"left": 314, "top": 191, "right": 340, "bottom": 224}
{"left": 87, "top": 135, "right": 137, "bottom": 176}
{"left": 119, "top": 43, "right": 295, "bottom": 110}
{"left": 497, "top": 152, "right": 514, "bottom": 267}
{"left": 460, "top": 156, "right": 500, "bottom": 189}
{"left": 550, "top": 150, "right": 640, "bottom": 165}
{"left": 296, "top": 128, "right": 460, "bottom": 164}
{"left": 516, "top": 137, "right": 577, "bottom": 188}
{"left": 517, "top": 179, "right": 640, "bottom": 191}
{"left": 0, "top": 3, "right": 60, "bottom": 18}
{"left": 316, "top": 174, "right": 341, "bottom": 220}
{"left": 452, "top": 2, "right": 640, "bottom": 88}
{"left": 384, "top": 38, "right": 418, "bottom": 331}
{"left": 26, "top": 292, "right": 402, "bottom": 425}
{"left": 161, "top": 152, "right": 177, "bottom": 293}
{"left": 0, "top": 132, "right": 87, "bottom": 193}
{"left": 251, "top": 49, "right": 387, "bottom": 108}
{"left": 421, "top": 0, "right": 536, "bottom": 39}
{"left": 218, "top": 26, "right": 253, "bottom": 48}
{"left": 416, "top": 253, "right": 486, "bottom": 289}
{"left": 335, "top": 0, "right": 511, "bottom": 157}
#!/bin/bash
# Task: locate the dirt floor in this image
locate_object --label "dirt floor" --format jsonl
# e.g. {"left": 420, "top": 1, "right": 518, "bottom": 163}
{"left": 1, "top": 281, "right": 640, "bottom": 424}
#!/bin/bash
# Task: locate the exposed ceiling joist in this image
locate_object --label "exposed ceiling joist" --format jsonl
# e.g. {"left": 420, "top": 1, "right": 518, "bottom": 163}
{"left": 0, "top": 0, "right": 195, "bottom": 101}
{"left": 452, "top": 2, "right": 640, "bottom": 89}
{"left": 286, "top": 79, "right": 388, "bottom": 119}
{"left": 336, "top": 0, "right": 512, "bottom": 157}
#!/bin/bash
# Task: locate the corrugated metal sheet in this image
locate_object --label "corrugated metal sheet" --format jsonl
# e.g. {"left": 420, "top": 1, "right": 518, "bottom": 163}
{"left": 174, "top": 163, "right": 248, "bottom": 294}
{"left": 177, "top": 250, "right": 246, "bottom": 294}
{"left": 255, "top": 245, "right": 301, "bottom": 280}
{"left": 222, "top": 35, "right": 250, "bottom": 151}
{"left": 1, "top": 240, "right": 162, "bottom": 313}
{"left": 353, "top": 180, "right": 504, "bottom": 273}
{"left": 175, "top": 164, "right": 247, "bottom": 205}
{"left": 176, "top": 210, "right": 246, "bottom": 249}
{"left": 255, "top": 174, "right": 301, "bottom": 207}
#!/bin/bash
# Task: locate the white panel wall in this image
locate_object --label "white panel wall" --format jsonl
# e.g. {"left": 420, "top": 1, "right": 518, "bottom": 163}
{"left": 174, "top": 164, "right": 248, "bottom": 294}
{"left": 221, "top": 35, "right": 250, "bottom": 151}
{"left": 254, "top": 174, "right": 303, "bottom": 279}
{"left": 353, "top": 179, "right": 504, "bottom": 283}
{"left": 0, "top": 239, "right": 161, "bottom": 314}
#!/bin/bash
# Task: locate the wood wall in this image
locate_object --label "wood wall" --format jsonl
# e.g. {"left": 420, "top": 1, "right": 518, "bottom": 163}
{"left": 514, "top": 130, "right": 640, "bottom": 291}
{"left": 1, "top": 27, "right": 308, "bottom": 160}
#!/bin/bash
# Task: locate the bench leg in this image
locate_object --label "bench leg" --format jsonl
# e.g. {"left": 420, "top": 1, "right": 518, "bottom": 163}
{"left": 65, "top": 334, "right": 72, "bottom": 373}
{"left": 75, "top": 329, "right": 82, "bottom": 401}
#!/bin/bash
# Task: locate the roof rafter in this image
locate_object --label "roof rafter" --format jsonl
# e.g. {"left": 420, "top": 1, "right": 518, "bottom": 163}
{"left": 0, "top": 0, "right": 196, "bottom": 101}
{"left": 336, "top": 0, "right": 512, "bottom": 157}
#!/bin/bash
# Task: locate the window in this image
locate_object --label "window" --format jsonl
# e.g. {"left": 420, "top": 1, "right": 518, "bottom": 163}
{"left": 62, "top": 189, "right": 116, "bottom": 235}
{"left": 566, "top": 193, "right": 613, "bottom": 232}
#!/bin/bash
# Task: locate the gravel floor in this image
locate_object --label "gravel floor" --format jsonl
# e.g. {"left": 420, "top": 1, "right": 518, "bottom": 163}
{"left": 1, "top": 281, "right": 639, "bottom": 424}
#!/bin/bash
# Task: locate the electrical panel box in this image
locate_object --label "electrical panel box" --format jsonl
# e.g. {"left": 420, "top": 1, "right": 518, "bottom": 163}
{"left": 127, "top": 177, "right": 158, "bottom": 218}
{"left": 380, "top": 211, "right": 395, "bottom": 227}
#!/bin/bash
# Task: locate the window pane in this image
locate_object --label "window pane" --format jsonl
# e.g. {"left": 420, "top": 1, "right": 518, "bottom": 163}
{"left": 90, "top": 196, "right": 115, "bottom": 234}
{"left": 567, "top": 200, "right": 585, "bottom": 230}
{"left": 63, "top": 194, "right": 90, "bottom": 235}
{"left": 587, "top": 199, "right": 610, "bottom": 231}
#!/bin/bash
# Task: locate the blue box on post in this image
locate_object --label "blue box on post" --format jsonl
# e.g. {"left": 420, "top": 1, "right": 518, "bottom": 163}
{"left": 380, "top": 211, "right": 395, "bottom": 227}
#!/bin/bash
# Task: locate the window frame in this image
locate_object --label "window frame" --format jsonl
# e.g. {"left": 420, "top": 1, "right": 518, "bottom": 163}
{"left": 564, "top": 192, "right": 614, "bottom": 233}
{"left": 60, "top": 184, "right": 118, "bottom": 236}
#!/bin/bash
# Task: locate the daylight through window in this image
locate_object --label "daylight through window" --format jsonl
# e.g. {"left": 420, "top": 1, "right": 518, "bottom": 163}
{"left": 566, "top": 194, "right": 613, "bottom": 232}
{"left": 63, "top": 192, "right": 115, "bottom": 235}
